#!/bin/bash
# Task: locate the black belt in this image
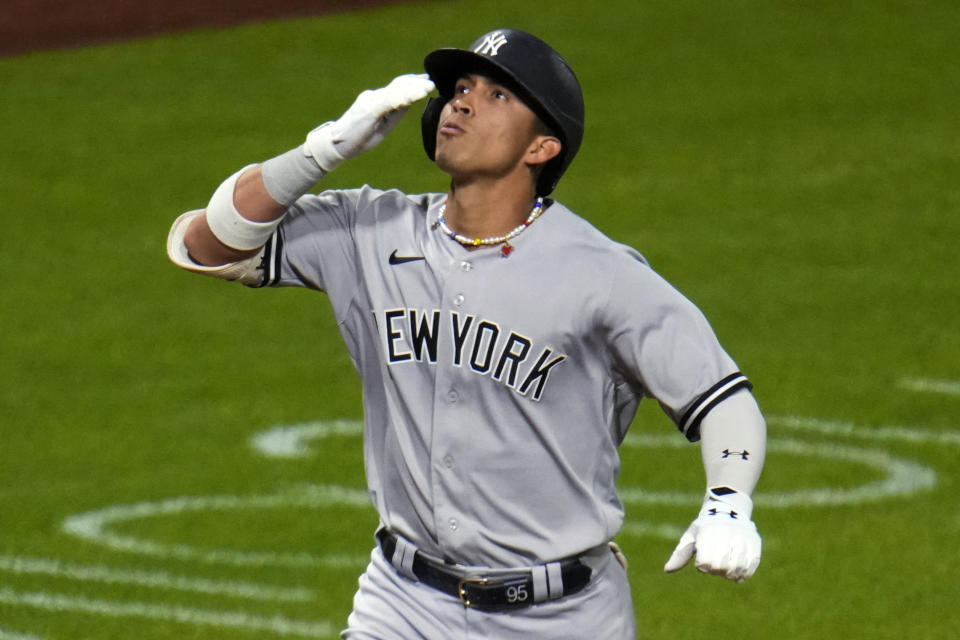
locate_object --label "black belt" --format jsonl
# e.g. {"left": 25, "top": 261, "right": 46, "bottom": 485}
{"left": 376, "top": 529, "right": 592, "bottom": 610}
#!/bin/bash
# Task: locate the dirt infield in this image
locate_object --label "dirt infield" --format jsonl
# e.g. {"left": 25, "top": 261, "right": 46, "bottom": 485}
{"left": 1, "top": 0, "right": 407, "bottom": 57}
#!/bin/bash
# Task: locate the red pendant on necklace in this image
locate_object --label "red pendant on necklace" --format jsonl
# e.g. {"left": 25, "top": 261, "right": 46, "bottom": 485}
{"left": 500, "top": 243, "right": 514, "bottom": 258}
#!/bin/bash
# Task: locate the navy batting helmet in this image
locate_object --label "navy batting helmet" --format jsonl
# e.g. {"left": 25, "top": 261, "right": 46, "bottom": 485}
{"left": 422, "top": 29, "right": 585, "bottom": 196}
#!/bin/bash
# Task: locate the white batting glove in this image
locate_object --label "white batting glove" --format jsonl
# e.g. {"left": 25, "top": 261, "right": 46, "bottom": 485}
{"left": 304, "top": 73, "right": 435, "bottom": 172}
{"left": 664, "top": 487, "right": 762, "bottom": 583}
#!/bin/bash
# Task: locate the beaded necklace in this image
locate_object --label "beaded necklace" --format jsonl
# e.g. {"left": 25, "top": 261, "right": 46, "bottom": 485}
{"left": 432, "top": 197, "right": 545, "bottom": 257}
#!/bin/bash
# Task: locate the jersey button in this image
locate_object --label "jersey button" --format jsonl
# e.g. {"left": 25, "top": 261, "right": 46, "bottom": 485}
{"left": 448, "top": 518, "right": 459, "bottom": 531}
{"left": 446, "top": 389, "right": 459, "bottom": 404}
{"left": 453, "top": 294, "right": 465, "bottom": 306}
{"left": 443, "top": 454, "right": 455, "bottom": 469}
{"left": 460, "top": 261, "right": 473, "bottom": 272}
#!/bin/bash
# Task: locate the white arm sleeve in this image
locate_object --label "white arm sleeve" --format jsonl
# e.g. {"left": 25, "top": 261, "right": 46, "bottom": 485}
{"left": 166, "top": 210, "right": 267, "bottom": 286}
{"left": 698, "top": 389, "right": 766, "bottom": 495}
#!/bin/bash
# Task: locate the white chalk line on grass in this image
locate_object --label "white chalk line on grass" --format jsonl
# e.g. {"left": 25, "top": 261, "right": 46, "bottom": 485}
{"left": 62, "top": 484, "right": 372, "bottom": 569}
{"left": 0, "top": 554, "right": 311, "bottom": 602}
{"left": 55, "top": 410, "right": 950, "bottom": 573}
{"left": 619, "top": 520, "right": 686, "bottom": 540}
{"left": 0, "top": 587, "right": 335, "bottom": 638}
{"left": 897, "top": 377, "right": 960, "bottom": 396}
{"left": 0, "top": 628, "right": 45, "bottom": 640}
{"left": 618, "top": 418, "right": 943, "bottom": 540}
{"left": 252, "top": 420, "right": 363, "bottom": 458}
{"left": 30, "top": 385, "right": 949, "bottom": 634}
{"left": 768, "top": 415, "right": 960, "bottom": 446}
{"left": 242, "top": 417, "right": 944, "bottom": 543}
{"left": 619, "top": 434, "right": 936, "bottom": 509}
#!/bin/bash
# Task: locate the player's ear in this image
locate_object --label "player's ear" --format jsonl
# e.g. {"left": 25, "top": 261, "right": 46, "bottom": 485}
{"left": 525, "top": 135, "right": 562, "bottom": 168}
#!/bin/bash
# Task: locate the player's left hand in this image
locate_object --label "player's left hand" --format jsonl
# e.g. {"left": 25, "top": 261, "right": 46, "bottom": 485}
{"left": 663, "top": 487, "right": 761, "bottom": 583}
{"left": 304, "top": 73, "right": 435, "bottom": 172}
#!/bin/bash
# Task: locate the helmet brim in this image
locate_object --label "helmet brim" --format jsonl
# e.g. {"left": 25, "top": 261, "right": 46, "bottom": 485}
{"left": 428, "top": 49, "right": 564, "bottom": 135}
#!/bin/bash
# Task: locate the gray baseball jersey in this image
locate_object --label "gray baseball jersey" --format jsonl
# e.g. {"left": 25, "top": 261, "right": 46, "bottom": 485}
{"left": 252, "top": 185, "right": 750, "bottom": 568}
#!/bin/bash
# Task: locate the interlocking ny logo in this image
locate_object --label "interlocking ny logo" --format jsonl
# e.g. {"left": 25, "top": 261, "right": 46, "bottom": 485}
{"left": 474, "top": 31, "right": 509, "bottom": 56}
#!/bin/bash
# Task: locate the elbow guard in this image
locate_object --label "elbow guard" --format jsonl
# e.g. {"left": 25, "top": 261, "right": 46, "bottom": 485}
{"left": 167, "top": 210, "right": 267, "bottom": 286}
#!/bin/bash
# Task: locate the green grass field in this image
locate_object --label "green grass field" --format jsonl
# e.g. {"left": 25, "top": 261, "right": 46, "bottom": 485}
{"left": 2, "top": 0, "right": 959, "bottom": 637}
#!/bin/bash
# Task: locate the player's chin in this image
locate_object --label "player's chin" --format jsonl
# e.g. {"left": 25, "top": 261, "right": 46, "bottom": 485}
{"left": 433, "top": 144, "right": 462, "bottom": 175}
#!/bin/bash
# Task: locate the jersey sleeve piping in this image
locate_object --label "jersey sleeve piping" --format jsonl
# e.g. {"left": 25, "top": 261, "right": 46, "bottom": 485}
{"left": 679, "top": 372, "right": 752, "bottom": 442}
{"left": 244, "top": 224, "right": 284, "bottom": 288}
{"left": 244, "top": 201, "right": 305, "bottom": 289}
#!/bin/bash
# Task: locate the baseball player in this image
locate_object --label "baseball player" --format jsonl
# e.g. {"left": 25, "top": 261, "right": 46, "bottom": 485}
{"left": 168, "top": 29, "right": 766, "bottom": 639}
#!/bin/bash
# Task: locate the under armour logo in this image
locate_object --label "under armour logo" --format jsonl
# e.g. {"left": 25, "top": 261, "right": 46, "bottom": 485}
{"left": 722, "top": 449, "right": 750, "bottom": 460}
{"left": 708, "top": 507, "right": 739, "bottom": 520}
{"left": 474, "top": 31, "right": 509, "bottom": 56}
